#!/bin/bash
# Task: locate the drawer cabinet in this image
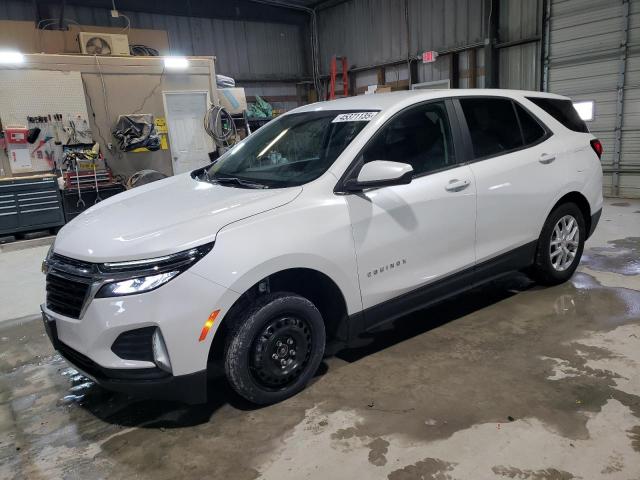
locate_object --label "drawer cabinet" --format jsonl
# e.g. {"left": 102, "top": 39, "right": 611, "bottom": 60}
{"left": 0, "top": 176, "right": 65, "bottom": 235}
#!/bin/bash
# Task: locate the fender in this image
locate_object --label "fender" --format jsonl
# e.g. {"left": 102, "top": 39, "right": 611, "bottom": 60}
{"left": 223, "top": 253, "right": 362, "bottom": 316}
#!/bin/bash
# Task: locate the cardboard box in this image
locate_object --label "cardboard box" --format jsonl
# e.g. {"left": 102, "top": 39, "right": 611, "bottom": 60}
{"left": 364, "top": 84, "right": 392, "bottom": 95}
{"left": 219, "top": 88, "right": 248, "bottom": 114}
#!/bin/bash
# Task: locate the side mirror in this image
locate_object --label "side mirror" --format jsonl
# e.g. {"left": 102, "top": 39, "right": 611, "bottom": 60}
{"left": 344, "top": 160, "right": 414, "bottom": 192}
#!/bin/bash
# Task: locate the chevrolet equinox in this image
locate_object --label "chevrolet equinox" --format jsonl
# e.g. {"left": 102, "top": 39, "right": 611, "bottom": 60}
{"left": 42, "top": 90, "right": 603, "bottom": 404}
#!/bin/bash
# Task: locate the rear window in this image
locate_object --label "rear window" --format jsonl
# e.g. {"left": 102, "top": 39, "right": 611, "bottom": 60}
{"left": 526, "top": 97, "right": 589, "bottom": 133}
{"left": 514, "top": 103, "right": 547, "bottom": 145}
{"left": 459, "top": 98, "right": 523, "bottom": 158}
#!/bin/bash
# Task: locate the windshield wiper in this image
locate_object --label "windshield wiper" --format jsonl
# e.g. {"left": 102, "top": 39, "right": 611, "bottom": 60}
{"left": 210, "top": 176, "right": 269, "bottom": 189}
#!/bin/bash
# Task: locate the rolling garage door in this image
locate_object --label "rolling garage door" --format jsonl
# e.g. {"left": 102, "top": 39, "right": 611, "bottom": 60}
{"left": 546, "top": 0, "right": 640, "bottom": 197}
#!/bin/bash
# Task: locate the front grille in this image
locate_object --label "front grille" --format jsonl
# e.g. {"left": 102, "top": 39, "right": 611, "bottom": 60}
{"left": 111, "top": 327, "right": 156, "bottom": 362}
{"left": 45, "top": 254, "right": 95, "bottom": 319}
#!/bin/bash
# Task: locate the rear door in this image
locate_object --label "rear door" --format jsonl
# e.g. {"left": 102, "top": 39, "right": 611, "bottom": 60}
{"left": 455, "top": 96, "right": 561, "bottom": 264}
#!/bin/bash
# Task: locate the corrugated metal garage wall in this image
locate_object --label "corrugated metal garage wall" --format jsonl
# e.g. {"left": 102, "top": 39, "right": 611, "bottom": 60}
{"left": 546, "top": 0, "right": 638, "bottom": 197}
{"left": 317, "top": 0, "right": 541, "bottom": 92}
{"left": 317, "top": 0, "right": 485, "bottom": 88}
{"left": 499, "top": 0, "right": 542, "bottom": 90}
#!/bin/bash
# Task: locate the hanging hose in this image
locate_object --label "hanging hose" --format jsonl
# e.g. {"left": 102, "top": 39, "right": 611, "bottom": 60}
{"left": 203, "top": 104, "right": 237, "bottom": 148}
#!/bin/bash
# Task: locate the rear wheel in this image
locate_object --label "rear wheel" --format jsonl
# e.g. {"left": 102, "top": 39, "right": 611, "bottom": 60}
{"left": 530, "top": 202, "right": 586, "bottom": 285}
{"left": 224, "top": 292, "right": 326, "bottom": 405}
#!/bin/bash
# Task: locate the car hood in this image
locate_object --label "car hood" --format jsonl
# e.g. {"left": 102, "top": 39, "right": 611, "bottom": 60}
{"left": 54, "top": 173, "right": 302, "bottom": 262}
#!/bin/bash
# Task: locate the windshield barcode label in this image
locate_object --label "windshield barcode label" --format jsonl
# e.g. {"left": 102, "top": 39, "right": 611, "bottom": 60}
{"left": 332, "top": 112, "right": 378, "bottom": 123}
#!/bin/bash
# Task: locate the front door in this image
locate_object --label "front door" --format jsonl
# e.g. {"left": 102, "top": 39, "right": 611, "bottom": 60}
{"left": 163, "top": 91, "right": 214, "bottom": 175}
{"left": 345, "top": 100, "right": 477, "bottom": 314}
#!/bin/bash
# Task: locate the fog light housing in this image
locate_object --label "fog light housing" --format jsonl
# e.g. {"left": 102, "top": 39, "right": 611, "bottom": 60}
{"left": 152, "top": 328, "right": 172, "bottom": 373}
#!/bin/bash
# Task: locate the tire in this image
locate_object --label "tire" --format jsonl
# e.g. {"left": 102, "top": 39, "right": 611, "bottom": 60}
{"left": 530, "top": 202, "right": 586, "bottom": 286}
{"left": 224, "top": 292, "right": 326, "bottom": 405}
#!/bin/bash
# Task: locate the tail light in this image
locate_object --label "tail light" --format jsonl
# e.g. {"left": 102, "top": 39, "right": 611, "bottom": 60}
{"left": 590, "top": 139, "right": 603, "bottom": 159}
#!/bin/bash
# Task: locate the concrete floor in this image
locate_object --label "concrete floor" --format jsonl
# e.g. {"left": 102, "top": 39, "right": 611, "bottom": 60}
{"left": 1, "top": 198, "right": 639, "bottom": 480}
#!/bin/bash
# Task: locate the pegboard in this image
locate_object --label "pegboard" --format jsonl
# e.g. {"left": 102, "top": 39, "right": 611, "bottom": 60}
{"left": 0, "top": 69, "right": 92, "bottom": 172}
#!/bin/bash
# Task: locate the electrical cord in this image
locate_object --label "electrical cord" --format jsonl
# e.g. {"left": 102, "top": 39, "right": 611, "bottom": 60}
{"left": 118, "top": 13, "right": 131, "bottom": 33}
{"left": 204, "top": 105, "right": 237, "bottom": 147}
{"left": 129, "top": 44, "right": 159, "bottom": 56}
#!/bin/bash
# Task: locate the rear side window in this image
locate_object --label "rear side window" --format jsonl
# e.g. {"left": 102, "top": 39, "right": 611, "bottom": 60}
{"left": 526, "top": 97, "right": 589, "bottom": 133}
{"left": 514, "top": 103, "right": 547, "bottom": 145}
{"left": 459, "top": 98, "right": 523, "bottom": 158}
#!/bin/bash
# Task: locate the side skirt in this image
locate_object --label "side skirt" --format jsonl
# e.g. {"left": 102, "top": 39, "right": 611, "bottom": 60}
{"left": 348, "top": 240, "right": 538, "bottom": 337}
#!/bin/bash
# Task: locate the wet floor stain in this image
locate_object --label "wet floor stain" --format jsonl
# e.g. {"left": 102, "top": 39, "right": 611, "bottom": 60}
{"left": 611, "top": 202, "right": 631, "bottom": 207}
{"left": 387, "top": 457, "right": 456, "bottom": 480}
{"left": 581, "top": 237, "right": 640, "bottom": 276}
{"left": 366, "top": 437, "right": 389, "bottom": 466}
{"left": 630, "top": 426, "right": 640, "bottom": 452}
{"left": 491, "top": 466, "right": 575, "bottom": 479}
{"left": 1, "top": 271, "right": 640, "bottom": 479}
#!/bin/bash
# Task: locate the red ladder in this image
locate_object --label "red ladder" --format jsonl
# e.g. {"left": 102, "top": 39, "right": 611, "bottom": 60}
{"left": 329, "top": 56, "right": 349, "bottom": 100}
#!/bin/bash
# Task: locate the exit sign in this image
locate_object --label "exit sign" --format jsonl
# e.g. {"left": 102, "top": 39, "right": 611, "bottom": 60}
{"left": 422, "top": 51, "right": 438, "bottom": 63}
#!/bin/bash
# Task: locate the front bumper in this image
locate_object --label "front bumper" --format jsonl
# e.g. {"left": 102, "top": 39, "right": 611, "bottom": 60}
{"left": 42, "top": 308, "right": 208, "bottom": 404}
{"left": 41, "top": 269, "right": 240, "bottom": 404}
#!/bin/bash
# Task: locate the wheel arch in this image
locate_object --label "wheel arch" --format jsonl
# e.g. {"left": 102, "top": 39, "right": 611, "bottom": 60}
{"left": 547, "top": 191, "right": 593, "bottom": 236}
{"left": 208, "top": 267, "right": 354, "bottom": 365}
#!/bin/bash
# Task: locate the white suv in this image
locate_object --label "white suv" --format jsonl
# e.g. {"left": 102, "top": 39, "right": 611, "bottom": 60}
{"left": 42, "top": 89, "right": 603, "bottom": 405}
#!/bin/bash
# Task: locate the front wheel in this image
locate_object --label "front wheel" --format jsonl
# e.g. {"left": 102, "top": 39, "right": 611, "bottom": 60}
{"left": 530, "top": 202, "right": 586, "bottom": 286}
{"left": 224, "top": 292, "right": 326, "bottom": 405}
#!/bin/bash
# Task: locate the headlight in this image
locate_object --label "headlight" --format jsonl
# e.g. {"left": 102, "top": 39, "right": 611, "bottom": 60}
{"left": 95, "top": 242, "right": 213, "bottom": 298}
{"left": 42, "top": 242, "right": 55, "bottom": 274}
{"left": 96, "top": 271, "right": 180, "bottom": 297}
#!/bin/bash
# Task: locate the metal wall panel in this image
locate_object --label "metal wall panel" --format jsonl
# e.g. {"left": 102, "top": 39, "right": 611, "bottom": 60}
{"left": 498, "top": 0, "right": 542, "bottom": 91}
{"left": 500, "top": 0, "right": 541, "bottom": 42}
{"left": 0, "top": 2, "right": 307, "bottom": 81}
{"left": 316, "top": 0, "right": 484, "bottom": 74}
{"left": 0, "top": 0, "right": 32, "bottom": 20}
{"left": 547, "top": 0, "right": 639, "bottom": 197}
{"left": 317, "top": 0, "right": 539, "bottom": 91}
{"left": 499, "top": 42, "right": 540, "bottom": 90}
{"left": 317, "top": 0, "right": 408, "bottom": 73}
{"left": 408, "top": 0, "right": 484, "bottom": 57}
{"left": 417, "top": 54, "right": 452, "bottom": 84}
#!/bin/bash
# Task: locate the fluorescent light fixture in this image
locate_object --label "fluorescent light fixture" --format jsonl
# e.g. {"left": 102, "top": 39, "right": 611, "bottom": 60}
{"left": 0, "top": 51, "right": 25, "bottom": 64}
{"left": 163, "top": 57, "right": 189, "bottom": 69}
{"left": 573, "top": 101, "right": 594, "bottom": 121}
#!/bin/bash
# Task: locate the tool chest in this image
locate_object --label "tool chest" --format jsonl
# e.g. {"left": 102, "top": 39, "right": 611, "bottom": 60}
{"left": 62, "top": 184, "right": 125, "bottom": 222}
{"left": 0, "top": 175, "right": 65, "bottom": 235}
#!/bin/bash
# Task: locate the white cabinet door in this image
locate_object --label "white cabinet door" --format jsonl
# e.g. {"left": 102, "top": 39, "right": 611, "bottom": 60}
{"left": 163, "top": 91, "right": 214, "bottom": 175}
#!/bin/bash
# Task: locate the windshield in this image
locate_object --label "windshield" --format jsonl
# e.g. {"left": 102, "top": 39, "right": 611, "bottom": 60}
{"left": 203, "top": 110, "right": 376, "bottom": 188}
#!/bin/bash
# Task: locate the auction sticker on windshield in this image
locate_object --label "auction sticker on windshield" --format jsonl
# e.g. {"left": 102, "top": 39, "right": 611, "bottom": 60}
{"left": 332, "top": 112, "right": 379, "bottom": 123}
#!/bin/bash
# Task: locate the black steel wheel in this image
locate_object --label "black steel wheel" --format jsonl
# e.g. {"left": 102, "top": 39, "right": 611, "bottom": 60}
{"left": 224, "top": 292, "right": 326, "bottom": 405}
{"left": 250, "top": 315, "right": 313, "bottom": 390}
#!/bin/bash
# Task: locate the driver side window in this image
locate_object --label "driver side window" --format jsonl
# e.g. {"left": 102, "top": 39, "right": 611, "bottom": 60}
{"left": 362, "top": 101, "right": 456, "bottom": 176}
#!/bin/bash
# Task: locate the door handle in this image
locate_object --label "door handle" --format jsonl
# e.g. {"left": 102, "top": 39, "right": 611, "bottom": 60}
{"left": 539, "top": 153, "right": 556, "bottom": 164}
{"left": 445, "top": 179, "right": 471, "bottom": 192}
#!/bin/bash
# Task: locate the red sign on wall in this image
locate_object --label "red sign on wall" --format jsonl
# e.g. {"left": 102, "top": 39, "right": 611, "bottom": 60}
{"left": 422, "top": 51, "right": 438, "bottom": 63}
